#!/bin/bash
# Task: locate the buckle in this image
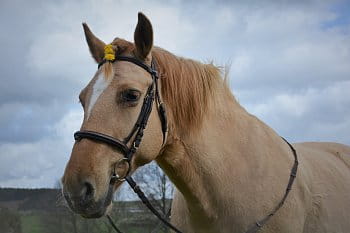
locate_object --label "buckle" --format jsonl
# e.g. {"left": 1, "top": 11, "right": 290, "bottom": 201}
{"left": 151, "top": 69, "right": 158, "bottom": 77}
{"left": 111, "top": 158, "right": 130, "bottom": 182}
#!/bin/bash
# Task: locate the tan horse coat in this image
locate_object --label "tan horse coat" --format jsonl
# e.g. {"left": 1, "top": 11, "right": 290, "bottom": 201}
{"left": 158, "top": 84, "right": 350, "bottom": 233}
{"left": 162, "top": 103, "right": 350, "bottom": 233}
{"left": 150, "top": 47, "right": 350, "bottom": 233}
{"left": 62, "top": 13, "right": 350, "bottom": 233}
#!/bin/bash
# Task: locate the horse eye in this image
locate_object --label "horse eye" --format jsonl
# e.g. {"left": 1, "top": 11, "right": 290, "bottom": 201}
{"left": 121, "top": 89, "right": 141, "bottom": 102}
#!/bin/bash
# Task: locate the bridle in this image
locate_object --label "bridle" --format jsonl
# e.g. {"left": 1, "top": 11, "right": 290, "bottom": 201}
{"left": 73, "top": 55, "right": 182, "bottom": 233}
{"left": 75, "top": 56, "right": 168, "bottom": 179}
{"left": 72, "top": 55, "right": 299, "bottom": 233}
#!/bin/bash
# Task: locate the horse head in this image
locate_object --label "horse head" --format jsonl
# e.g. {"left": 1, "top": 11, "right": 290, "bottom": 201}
{"left": 61, "top": 13, "right": 166, "bottom": 218}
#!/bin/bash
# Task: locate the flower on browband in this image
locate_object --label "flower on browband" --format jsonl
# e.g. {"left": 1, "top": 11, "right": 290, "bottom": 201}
{"left": 104, "top": 44, "right": 115, "bottom": 61}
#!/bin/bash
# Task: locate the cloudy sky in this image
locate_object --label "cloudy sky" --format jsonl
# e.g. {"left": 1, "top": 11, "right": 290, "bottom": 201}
{"left": 0, "top": 0, "right": 349, "bottom": 188}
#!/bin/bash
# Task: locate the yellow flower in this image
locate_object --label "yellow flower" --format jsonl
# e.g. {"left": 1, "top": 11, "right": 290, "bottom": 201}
{"left": 105, "top": 54, "right": 115, "bottom": 61}
{"left": 104, "top": 44, "right": 115, "bottom": 61}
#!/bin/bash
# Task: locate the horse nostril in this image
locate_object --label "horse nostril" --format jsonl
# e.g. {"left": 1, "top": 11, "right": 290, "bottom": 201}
{"left": 83, "top": 181, "right": 95, "bottom": 202}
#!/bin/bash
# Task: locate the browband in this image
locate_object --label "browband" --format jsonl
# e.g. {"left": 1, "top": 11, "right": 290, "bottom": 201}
{"left": 98, "top": 55, "right": 158, "bottom": 76}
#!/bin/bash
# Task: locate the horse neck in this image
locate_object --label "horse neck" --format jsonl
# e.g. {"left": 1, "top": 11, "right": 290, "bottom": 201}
{"left": 157, "top": 88, "right": 294, "bottom": 227}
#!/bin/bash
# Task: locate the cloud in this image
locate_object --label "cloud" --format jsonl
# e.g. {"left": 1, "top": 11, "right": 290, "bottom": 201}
{"left": 243, "top": 80, "right": 350, "bottom": 143}
{"left": 0, "top": 108, "right": 82, "bottom": 188}
{"left": 0, "top": 0, "right": 349, "bottom": 188}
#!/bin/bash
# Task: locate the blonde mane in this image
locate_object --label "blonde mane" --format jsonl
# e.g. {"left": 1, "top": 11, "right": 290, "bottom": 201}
{"left": 153, "top": 48, "right": 224, "bottom": 132}
{"left": 109, "top": 38, "right": 226, "bottom": 132}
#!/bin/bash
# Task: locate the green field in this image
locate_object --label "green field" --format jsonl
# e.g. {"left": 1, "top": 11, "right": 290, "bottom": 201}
{"left": 19, "top": 212, "right": 169, "bottom": 233}
{"left": 21, "top": 215, "right": 44, "bottom": 233}
{"left": 1, "top": 188, "right": 172, "bottom": 233}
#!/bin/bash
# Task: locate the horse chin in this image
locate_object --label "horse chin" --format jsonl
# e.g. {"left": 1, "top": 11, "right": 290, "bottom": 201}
{"left": 80, "top": 199, "right": 113, "bottom": 219}
{"left": 63, "top": 185, "right": 114, "bottom": 219}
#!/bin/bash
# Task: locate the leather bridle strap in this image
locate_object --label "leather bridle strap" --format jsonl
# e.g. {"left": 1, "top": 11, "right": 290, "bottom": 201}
{"left": 74, "top": 55, "right": 180, "bottom": 233}
{"left": 125, "top": 176, "right": 182, "bottom": 233}
{"left": 245, "top": 137, "right": 299, "bottom": 233}
{"left": 74, "top": 131, "right": 129, "bottom": 155}
{"left": 74, "top": 56, "right": 166, "bottom": 162}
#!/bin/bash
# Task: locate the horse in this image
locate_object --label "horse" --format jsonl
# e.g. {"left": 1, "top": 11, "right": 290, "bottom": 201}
{"left": 61, "top": 13, "right": 350, "bottom": 233}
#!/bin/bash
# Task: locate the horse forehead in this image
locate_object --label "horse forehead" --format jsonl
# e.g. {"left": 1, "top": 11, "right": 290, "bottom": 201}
{"left": 114, "top": 61, "right": 152, "bottom": 84}
{"left": 85, "top": 71, "right": 112, "bottom": 118}
{"left": 86, "top": 61, "right": 150, "bottom": 92}
{"left": 84, "top": 62, "right": 152, "bottom": 118}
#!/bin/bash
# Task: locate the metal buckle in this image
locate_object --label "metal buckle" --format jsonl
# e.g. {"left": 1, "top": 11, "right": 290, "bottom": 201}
{"left": 111, "top": 158, "right": 130, "bottom": 182}
{"left": 132, "top": 141, "right": 139, "bottom": 149}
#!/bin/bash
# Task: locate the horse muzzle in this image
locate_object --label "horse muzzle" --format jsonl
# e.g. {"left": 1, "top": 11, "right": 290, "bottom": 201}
{"left": 62, "top": 179, "right": 115, "bottom": 218}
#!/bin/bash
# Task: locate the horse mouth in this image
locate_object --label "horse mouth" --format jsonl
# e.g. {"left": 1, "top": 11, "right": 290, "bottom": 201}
{"left": 63, "top": 179, "right": 115, "bottom": 218}
{"left": 63, "top": 193, "right": 112, "bottom": 218}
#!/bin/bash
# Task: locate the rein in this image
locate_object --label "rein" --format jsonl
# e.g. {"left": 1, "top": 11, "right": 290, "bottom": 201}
{"left": 73, "top": 56, "right": 299, "bottom": 233}
{"left": 245, "top": 137, "right": 299, "bottom": 233}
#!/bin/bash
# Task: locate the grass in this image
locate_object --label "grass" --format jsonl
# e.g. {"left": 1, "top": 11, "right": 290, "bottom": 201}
{"left": 21, "top": 214, "right": 45, "bottom": 233}
{"left": 19, "top": 212, "right": 167, "bottom": 233}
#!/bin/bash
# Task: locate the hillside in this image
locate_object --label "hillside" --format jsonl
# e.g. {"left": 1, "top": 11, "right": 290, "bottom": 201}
{"left": 0, "top": 188, "right": 61, "bottom": 212}
{"left": 0, "top": 188, "right": 172, "bottom": 233}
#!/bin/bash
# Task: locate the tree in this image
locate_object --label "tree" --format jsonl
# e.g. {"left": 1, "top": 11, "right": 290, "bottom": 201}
{"left": 133, "top": 162, "right": 174, "bottom": 232}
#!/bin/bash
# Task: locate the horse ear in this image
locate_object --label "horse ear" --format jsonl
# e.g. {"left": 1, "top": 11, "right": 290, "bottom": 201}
{"left": 134, "top": 12, "right": 153, "bottom": 60}
{"left": 82, "top": 23, "right": 106, "bottom": 64}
